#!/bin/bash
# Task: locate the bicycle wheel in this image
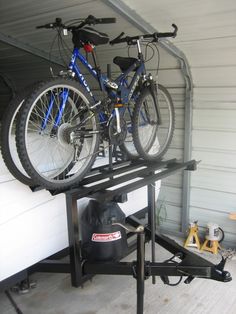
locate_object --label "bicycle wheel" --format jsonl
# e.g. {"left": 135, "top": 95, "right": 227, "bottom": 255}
{"left": 16, "top": 78, "right": 100, "bottom": 190}
{"left": 133, "top": 84, "right": 175, "bottom": 160}
{"left": 0, "top": 88, "right": 35, "bottom": 185}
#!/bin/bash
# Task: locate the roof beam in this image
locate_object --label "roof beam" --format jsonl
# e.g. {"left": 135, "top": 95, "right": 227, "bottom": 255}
{"left": 0, "top": 32, "right": 64, "bottom": 67}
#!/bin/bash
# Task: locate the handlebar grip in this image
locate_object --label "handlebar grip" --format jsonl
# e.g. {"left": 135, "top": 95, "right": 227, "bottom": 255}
{"left": 172, "top": 24, "right": 178, "bottom": 38}
{"left": 153, "top": 24, "right": 178, "bottom": 40}
{"left": 36, "top": 18, "right": 63, "bottom": 29}
{"left": 36, "top": 23, "right": 54, "bottom": 29}
{"left": 95, "top": 17, "right": 116, "bottom": 24}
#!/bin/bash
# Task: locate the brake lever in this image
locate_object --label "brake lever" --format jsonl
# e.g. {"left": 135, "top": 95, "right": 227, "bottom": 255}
{"left": 110, "top": 32, "right": 125, "bottom": 45}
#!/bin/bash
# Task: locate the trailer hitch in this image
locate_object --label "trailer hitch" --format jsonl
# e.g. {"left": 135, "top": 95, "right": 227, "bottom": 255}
{"left": 211, "top": 257, "right": 232, "bottom": 282}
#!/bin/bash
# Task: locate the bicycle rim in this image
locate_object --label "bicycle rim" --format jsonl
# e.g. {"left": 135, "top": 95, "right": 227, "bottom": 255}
{"left": 134, "top": 86, "right": 174, "bottom": 160}
{"left": 20, "top": 83, "right": 99, "bottom": 187}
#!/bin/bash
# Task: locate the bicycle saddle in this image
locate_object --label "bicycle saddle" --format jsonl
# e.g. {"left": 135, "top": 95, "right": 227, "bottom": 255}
{"left": 113, "top": 56, "right": 138, "bottom": 72}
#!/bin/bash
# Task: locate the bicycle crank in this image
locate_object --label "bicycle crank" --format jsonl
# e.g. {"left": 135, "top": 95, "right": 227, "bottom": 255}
{"left": 108, "top": 114, "right": 127, "bottom": 146}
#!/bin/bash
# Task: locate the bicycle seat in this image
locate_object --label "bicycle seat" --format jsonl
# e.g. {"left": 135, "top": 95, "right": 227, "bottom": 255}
{"left": 113, "top": 56, "right": 138, "bottom": 72}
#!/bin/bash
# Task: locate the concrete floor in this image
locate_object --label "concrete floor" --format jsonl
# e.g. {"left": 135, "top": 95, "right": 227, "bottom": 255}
{"left": 1, "top": 240, "right": 236, "bottom": 314}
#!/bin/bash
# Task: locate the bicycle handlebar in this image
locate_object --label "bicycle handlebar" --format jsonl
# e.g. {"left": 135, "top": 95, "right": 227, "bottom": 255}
{"left": 110, "top": 24, "right": 178, "bottom": 45}
{"left": 36, "top": 15, "right": 116, "bottom": 30}
{"left": 94, "top": 17, "right": 116, "bottom": 24}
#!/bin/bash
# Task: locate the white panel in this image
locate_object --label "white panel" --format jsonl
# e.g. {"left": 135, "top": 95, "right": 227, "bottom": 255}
{"left": 158, "top": 204, "right": 182, "bottom": 228}
{"left": 191, "top": 168, "right": 236, "bottom": 194}
{"left": 194, "top": 87, "right": 236, "bottom": 102}
{"left": 192, "top": 66, "right": 236, "bottom": 87}
{"left": 178, "top": 38, "right": 236, "bottom": 67}
{"left": 162, "top": 173, "right": 183, "bottom": 188}
{"left": 192, "top": 150, "right": 236, "bottom": 170}
{"left": 0, "top": 181, "right": 56, "bottom": 224}
{"left": 193, "top": 109, "right": 236, "bottom": 132}
{"left": 190, "top": 187, "right": 236, "bottom": 213}
{"left": 156, "top": 69, "right": 185, "bottom": 87}
{"left": 0, "top": 193, "right": 68, "bottom": 281}
{"left": 158, "top": 186, "right": 182, "bottom": 206}
{"left": 192, "top": 130, "right": 236, "bottom": 151}
{"left": 170, "top": 129, "right": 184, "bottom": 149}
{"left": 164, "top": 147, "right": 184, "bottom": 160}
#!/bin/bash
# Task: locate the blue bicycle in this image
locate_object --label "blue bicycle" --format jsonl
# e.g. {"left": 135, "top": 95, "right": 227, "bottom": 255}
{"left": 16, "top": 15, "right": 177, "bottom": 190}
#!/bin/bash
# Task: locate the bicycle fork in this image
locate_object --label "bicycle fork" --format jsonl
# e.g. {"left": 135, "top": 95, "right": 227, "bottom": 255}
{"left": 148, "top": 77, "right": 162, "bottom": 125}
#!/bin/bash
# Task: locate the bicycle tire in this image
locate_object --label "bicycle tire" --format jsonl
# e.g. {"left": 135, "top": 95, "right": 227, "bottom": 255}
{"left": 0, "top": 88, "right": 35, "bottom": 185}
{"left": 133, "top": 84, "right": 175, "bottom": 161}
{"left": 16, "top": 78, "right": 100, "bottom": 190}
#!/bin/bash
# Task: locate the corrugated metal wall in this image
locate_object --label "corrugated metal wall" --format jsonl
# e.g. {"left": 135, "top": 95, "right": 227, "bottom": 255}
{"left": 123, "top": 0, "right": 236, "bottom": 245}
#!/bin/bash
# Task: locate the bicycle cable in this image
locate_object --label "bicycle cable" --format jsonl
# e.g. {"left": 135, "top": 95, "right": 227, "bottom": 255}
{"left": 127, "top": 39, "right": 160, "bottom": 77}
{"left": 57, "top": 30, "right": 69, "bottom": 68}
{"left": 48, "top": 30, "right": 60, "bottom": 65}
{"left": 58, "top": 29, "right": 73, "bottom": 62}
{"left": 144, "top": 41, "right": 155, "bottom": 63}
{"left": 151, "top": 42, "right": 161, "bottom": 78}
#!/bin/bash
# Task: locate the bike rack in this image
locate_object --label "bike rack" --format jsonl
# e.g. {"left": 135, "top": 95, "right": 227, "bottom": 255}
{"left": 30, "top": 157, "right": 231, "bottom": 314}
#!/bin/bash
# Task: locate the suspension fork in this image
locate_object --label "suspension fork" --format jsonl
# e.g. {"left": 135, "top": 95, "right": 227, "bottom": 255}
{"left": 41, "top": 89, "right": 69, "bottom": 130}
{"left": 148, "top": 77, "right": 162, "bottom": 125}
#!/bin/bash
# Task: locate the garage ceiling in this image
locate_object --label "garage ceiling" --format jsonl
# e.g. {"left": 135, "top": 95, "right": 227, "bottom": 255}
{"left": 1, "top": 0, "right": 236, "bottom": 90}
{"left": 0, "top": 0, "right": 138, "bottom": 92}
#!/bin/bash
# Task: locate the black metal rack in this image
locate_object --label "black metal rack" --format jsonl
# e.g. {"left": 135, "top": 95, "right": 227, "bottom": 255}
{"left": 1, "top": 158, "right": 232, "bottom": 314}
{"left": 32, "top": 158, "right": 231, "bottom": 314}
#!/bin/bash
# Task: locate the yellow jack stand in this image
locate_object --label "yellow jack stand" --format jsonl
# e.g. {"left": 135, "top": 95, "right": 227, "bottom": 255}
{"left": 184, "top": 222, "right": 201, "bottom": 250}
{"left": 201, "top": 239, "right": 221, "bottom": 254}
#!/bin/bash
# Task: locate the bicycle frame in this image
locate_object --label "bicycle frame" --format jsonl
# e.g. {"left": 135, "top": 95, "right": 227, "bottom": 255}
{"left": 42, "top": 46, "right": 146, "bottom": 130}
{"left": 69, "top": 47, "right": 145, "bottom": 103}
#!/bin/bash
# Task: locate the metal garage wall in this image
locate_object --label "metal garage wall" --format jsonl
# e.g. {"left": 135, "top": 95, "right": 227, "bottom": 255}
{"left": 185, "top": 41, "right": 236, "bottom": 245}
{"left": 122, "top": 0, "right": 236, "bottom": 245}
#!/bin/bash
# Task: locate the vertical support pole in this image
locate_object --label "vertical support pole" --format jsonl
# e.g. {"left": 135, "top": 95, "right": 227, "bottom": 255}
{"left": 108, "top": 141, "right": 114, "bottom": 179}
{"left": 136, "top": 230, "right": 145, "bottom": 314}
{"left": 148, "top": 179, "right": 156, "bottom": 284}
{"left": 65, "top": 193, "right": 83, "bottom": 287}
{"left": 181, "top": 72, "right": 193, "bottom": 234}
